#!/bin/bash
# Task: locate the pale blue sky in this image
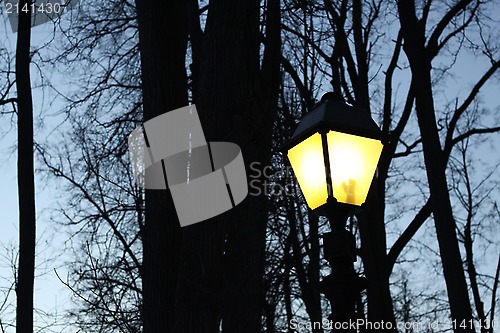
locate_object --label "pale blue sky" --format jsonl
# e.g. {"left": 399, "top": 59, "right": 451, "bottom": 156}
{"left": 0, "top": 17, "right": 76, "bottom": 332}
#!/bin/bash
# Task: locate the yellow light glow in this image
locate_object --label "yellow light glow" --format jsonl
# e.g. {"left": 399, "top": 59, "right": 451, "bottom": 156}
{"left": 326, "top": 131, "right": 383, "bottom": 205}
{"left": 287, "top": 133, "right": 328, "bottom": 209}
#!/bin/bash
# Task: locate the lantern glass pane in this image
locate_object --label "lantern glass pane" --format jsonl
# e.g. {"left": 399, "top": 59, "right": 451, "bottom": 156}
{"left": 326, "top": 131, "right": 383, "bottom": 205}
{"left": 287, "top": 132, "right": 328, "bottom": 209}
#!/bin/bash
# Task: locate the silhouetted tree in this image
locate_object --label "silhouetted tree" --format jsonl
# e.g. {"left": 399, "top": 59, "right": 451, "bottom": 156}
{"left": 136, "top": 0, "right": 188, "bottom": 332}
{"left": 396, "top": 1, "right": 499, "bottom": 330}
{"left": 15, "top": 1, "right": 36, "bottom": 332}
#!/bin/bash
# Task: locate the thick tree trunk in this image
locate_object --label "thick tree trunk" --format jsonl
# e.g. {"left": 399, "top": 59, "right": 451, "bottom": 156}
{"left": 411, "top": 61, "right": 474, "bottom": 332}
{"left": 172, "top": 0, "right": 281, "bottom": 332}
{"left": 397, "top": 2, "right": 475, "bottom": 331}
{"left": 135, "top": 0, "right": 188, "bottom": 332}
{"left": 15, "top": 2, "right": 36, "bottom": 332}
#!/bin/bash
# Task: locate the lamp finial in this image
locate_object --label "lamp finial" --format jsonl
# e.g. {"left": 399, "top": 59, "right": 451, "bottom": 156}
{"left": 321, "top": 92, "right": 345, "bottom": 103}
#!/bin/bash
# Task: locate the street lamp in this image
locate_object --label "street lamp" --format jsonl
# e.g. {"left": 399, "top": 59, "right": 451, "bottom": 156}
{"left": 283, "top": 92, "right": 384, "bottom": 329}
{"left": 285, "top": 92, "right": 384, "bottom": 209}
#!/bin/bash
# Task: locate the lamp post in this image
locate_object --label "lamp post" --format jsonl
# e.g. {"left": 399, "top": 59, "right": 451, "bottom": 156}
{"left": 283, "top": 92, "right": 384, "bottom": 330}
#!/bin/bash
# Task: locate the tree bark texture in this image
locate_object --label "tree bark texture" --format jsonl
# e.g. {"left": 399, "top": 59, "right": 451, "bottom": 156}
{"left": 136, "top": 0, "right": 188, "bottom": 332}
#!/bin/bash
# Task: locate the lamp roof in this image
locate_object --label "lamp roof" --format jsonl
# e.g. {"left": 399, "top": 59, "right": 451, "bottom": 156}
{"left": 285, "top": 98, "right": 384, "bottom": 150}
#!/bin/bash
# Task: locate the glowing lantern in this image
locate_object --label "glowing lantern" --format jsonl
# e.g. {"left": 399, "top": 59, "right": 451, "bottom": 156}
{"left": 285, "top": 93, "right": 384, "bottom": 209}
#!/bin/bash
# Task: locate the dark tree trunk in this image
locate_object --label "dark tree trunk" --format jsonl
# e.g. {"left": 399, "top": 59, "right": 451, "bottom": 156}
{"left": 16, "top": 0, "right": 36, "bottom": 333}
{"left": 411, "top": 62, "right": 475, "bottom": 330}
{"left": 15, "top": 2, "right": 36, "bottom": 332}
{"left": 172, "top": 0, "right": 281, "bottom": 332}
{"left": 397, "top": 1, "right": 475, "bottom": 331}
{"left": 135, "top": 0, "right": 188, "bottom": 332}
